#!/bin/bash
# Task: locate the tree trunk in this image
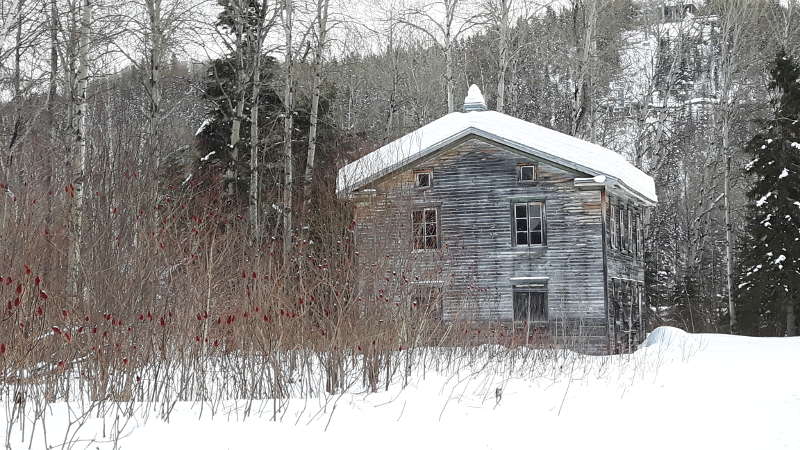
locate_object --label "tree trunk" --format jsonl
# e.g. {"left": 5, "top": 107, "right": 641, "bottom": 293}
{"left": 495, "top": 0, "right": 510, "bottom": 113}
{"left": 146, "top": 0, "right": 163, "bottom": 182}
{"left": 787, "top": 302, "right": 797, "bottom": 337}
{"left": 724, "top": 156, "right": 735, "bottom": 332}
{"left": 282, "top": 0, "right": 295, "bottom": 265}
{"left": 302, "top": 0, "right": 329, "bottom": 227}
{"left": 227, "top": 4, "right": 247, "bottom": 199}
{"left": 67, "top": 0, "right": 92, "bottom": 302}
{"left": 571, "top": 0, "right": 596, "bottom": 137}
{"left": 249, "top": 44, "right": 262, "bottom": 241}
{"left": 444, "top": 42, "right": 454, "bottom": 113}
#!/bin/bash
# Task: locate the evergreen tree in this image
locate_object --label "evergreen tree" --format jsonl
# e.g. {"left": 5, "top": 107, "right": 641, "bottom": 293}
{"left": 735, "top": 49, "right": 800, "bottom": 336}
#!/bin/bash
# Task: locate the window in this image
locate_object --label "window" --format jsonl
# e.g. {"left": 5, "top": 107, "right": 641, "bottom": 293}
{"left": 412, "top": 208, "right": 438, "bottom": 250}
{"left": 513, "top": 202, "right": 545, "bottom": 246}
{"left": 609, "top": 204, "right": 617, "bottom": 249}
{"left": 513, "top": 286, "right": 547, "bottom": 322}
{"left": 518, "top": 165, "right": 536, "bottom": 182}
{"left": 617, "top": 205, "right": 626, "bottom": 252}
{"left": 415, "top": 170, "right": 432, "bottom": 189}
{"left": 632, "top": 212, "right": 639, "bottom": 257}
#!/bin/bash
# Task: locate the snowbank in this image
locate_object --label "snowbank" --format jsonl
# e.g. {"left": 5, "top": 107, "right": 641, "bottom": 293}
{"left": 3, "top": 329, "right": 799, "bottom": 450}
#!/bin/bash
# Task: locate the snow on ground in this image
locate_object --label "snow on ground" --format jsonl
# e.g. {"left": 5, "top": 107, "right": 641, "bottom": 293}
{"left": 3, "top": 327, "right": 799, "bottom": 449}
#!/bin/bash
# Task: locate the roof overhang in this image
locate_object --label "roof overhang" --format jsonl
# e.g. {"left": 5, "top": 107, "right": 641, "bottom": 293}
{"left": 338, "top": 128, "right": 657, "bottom": 207}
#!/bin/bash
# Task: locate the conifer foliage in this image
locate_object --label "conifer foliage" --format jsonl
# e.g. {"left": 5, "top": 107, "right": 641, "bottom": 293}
{"left": 736, "top": 49, "right": 800, "bottom": 336}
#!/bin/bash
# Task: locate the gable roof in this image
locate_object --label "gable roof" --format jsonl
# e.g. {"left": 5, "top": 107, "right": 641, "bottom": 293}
{"left": 337, "top": 109, "right": 658, "bottom": 204}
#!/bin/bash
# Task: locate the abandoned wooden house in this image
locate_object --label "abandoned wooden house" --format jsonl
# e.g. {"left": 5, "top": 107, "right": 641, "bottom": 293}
{"left": 337, "top": 85, "right": 658, "bottom": 354}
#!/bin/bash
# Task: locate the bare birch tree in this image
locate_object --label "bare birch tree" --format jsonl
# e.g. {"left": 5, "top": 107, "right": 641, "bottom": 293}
{"left": 301, "top": 0, "right": 332, "bottom": 225}
{"left": 709, "top": 0, "right": 760, "bottom": 332}
{"left": 65, "top": 0, "right": 93, "bottom": 302}
{"left": 247, "top": 1, "right": 279, "bottom": 241}
{"left": 400, "top": 0, "right": 478, "bottom": 113}
{"left": 569, "top": 0, "right": 598, "bottom": 137}
{"left": 282, "top": 0, "right": 295, "bottom": 264}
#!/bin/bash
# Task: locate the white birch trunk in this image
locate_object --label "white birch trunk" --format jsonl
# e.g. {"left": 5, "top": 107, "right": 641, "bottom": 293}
{"left": 282, "top": 0, "right": 295, "bottom": 264}
{"left": 302, "top": 0, "right": 329, "bottom": 224}
{"left": 67, "top": 0, "right": 92, "bottom": 302}
{"left": 249, "top": 45, "right": 262, "bottom": 240}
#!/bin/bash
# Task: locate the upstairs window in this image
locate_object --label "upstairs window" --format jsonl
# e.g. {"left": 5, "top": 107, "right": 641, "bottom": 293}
{"left": 415, "top": 170, "right": 432, "bottom": 189}
{"left": 513, "top": 285, "right": 547, "bottom": 322}
{"left": 518, "top": 165, "right": 536, "bottom": 182}
{"left": 412, "top": 208, "right": 438, "bottom": 250}
{"left": 513, "top": 202, "right": 546, "bottom": 246}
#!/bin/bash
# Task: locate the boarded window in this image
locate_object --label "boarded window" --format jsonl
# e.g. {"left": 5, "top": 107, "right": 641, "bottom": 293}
{"left": 513, "top": 202, "right": 545, "bottom": 246}
{"left": 518, "top": 165, "right": 536, "bottom": 182}
{"left": 513, "top": 286, "right": 547, "bottom": 322}
{"left": 412, "top": 208, "right": 438, "bottom": 250}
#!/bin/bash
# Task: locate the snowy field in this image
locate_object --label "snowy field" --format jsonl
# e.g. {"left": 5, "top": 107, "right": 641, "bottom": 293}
{"left": 2, "top": 327, "right": 799, "bottom": 450}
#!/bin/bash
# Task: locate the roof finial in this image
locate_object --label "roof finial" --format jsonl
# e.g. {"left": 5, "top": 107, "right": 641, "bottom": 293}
{"left": 463, "top": 84, "right": 487, "bottom": 112}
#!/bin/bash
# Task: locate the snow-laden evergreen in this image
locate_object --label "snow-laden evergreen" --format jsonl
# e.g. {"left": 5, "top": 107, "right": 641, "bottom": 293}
{"left": 736, "top": 49, "right": 800, "bottom": 336}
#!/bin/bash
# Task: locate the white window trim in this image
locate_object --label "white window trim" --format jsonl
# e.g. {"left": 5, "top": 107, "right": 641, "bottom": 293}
{"left": 513, "top": 201, "right": 546, "bottom": 247}
{"left": 518, "top": 165, "right": 536, "bottom": 183}
{"left": 415, "top": 170, "right": 433, "bottom": 189}
{"left": 412, "top": 207, "right": 439, "bottom": 250}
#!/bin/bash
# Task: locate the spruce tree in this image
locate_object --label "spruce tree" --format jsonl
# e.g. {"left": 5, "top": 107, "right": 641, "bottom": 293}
{"left": 735, "top": 49, "right": 800, "bottom": 336}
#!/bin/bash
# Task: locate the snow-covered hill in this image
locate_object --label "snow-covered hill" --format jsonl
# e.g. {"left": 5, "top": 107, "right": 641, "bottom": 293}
{"left": 3, "top": 327, "right": 798, "bottom": 449}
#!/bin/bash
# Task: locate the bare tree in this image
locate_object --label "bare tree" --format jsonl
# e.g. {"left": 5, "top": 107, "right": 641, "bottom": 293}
{"left": 65, "top": 0, "right": 93, "bottom": 303}
{"left": 569, "top": 0, "right": 598, "bottom": 137}
{"left": 400, "top": 0, "right": 479, "bottom": 113}
{"left": 282, "top": 0, "right": 295, "bottom": 264}
{"left": 301, "top": 0, "right": 332, "bottom": 225}
{"left": 247, "top": 1, "right": 280, "bottom": 241}
{"left": 710, "top": 0, "right": 760, "bottom": 333}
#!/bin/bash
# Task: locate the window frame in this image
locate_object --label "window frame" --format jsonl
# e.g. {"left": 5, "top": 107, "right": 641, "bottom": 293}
{"left": 512, "top": 284, "right": 548, "bottom": 323}
{"left": 512, "top": 201, "right": 546, "bottom": 247}
{"left": 617, "top": 206, "right": 628, "bottom": 253}
{"left": 517, "top": 164, "right": 536, "bottom": 183}
{"left": 411, "top": 207, "right": 439, "bottom": 250}
{"left": 414, "top": 169, "right": 433, "bottom": 189}
{"left": 610, "top": 204, "right": 617, "bottom": 250}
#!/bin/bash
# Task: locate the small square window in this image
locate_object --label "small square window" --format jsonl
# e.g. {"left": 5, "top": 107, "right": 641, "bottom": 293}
{"left": 415, "top": 170, "right": 432, "bottom": 188}
{"left": 518, "top": 165, "right": 535, "bottom": 182}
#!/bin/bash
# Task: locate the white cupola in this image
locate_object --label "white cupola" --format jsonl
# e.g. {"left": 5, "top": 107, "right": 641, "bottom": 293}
{"left": 463, "top": 84, "right": 487, "bottom": 112}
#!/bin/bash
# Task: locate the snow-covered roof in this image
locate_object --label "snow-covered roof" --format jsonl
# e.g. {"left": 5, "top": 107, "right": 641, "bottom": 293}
{"left": 337, "top": 86, "right": 657, "bottom": 204}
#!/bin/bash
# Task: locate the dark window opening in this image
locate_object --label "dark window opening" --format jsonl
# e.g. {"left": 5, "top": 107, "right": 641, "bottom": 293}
{"left": 415, "top": 170, "right": 432, "bottom": 188}
{"left": 518, "top": 165, "right": 536, "bottom": 182}
{"left": 513, "top": 202, "right": 545, "bottom": 246}
{"left": 412, "top": 208, "right": 438, "bottom": 250}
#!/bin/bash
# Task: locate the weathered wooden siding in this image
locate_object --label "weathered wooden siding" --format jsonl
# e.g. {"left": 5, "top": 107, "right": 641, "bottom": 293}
{"left": 353, "top": 136, "right": 610, "bottom": 352}
{"left": 603, "top": 193, "right": 647, "bottom": 352}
